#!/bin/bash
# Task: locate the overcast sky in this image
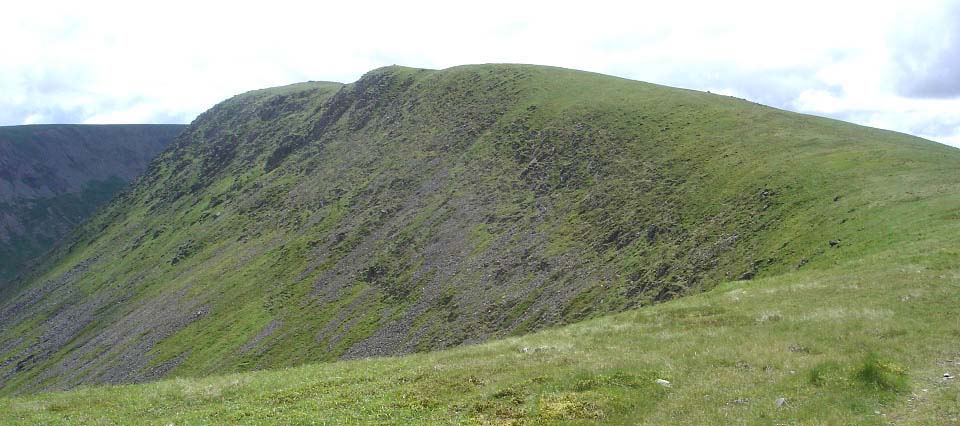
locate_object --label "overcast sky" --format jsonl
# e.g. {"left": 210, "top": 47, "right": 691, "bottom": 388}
{"left": 2, "top": 0, "right": 959, "bottom": 146}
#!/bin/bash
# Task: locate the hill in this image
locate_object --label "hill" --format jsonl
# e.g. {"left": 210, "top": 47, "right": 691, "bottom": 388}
{"left": 0, "top": 65, "right": 957, "bottom": 422}
{"left": 2, "top": 256, "right": 957, "bottom": 424}
{"left": 0, "top": 124, "right": 185, "bottom": 288}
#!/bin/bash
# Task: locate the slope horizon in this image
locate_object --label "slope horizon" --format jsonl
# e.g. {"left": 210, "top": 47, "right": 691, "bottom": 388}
{"left": 22, "top": 63, "right": 958, "bottom": 149}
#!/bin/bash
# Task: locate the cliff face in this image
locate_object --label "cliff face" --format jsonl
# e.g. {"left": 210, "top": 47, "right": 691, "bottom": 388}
{"left": 0, "top": 124, "right": 184, "bottom": 286}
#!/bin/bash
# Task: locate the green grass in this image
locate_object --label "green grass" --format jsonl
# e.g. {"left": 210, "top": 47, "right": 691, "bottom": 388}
{"left": 1, "top": 244, "right": 958, "bottom": 424}
{"left": 1, "top": 64, "right": 960, "bottom": 423}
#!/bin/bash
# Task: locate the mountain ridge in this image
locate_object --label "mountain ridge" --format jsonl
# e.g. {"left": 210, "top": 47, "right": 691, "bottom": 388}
{"left": 0, "top": 124, "right": 185, "bottom": 288}
{"left": 0, "top": 64, "right": 956, "bottom": 399}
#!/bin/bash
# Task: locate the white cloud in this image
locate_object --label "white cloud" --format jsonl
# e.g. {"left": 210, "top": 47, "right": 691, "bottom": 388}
{"left": 2, "top": 0, "right": 958, "bottom": 146}
{"left": 22, "top": 114, "right": 45, "bottom": 125}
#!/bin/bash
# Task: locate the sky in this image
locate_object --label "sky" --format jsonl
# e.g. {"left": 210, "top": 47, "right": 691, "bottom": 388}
{"left": 2, "top": 0, "right": 959, "bottom": 146}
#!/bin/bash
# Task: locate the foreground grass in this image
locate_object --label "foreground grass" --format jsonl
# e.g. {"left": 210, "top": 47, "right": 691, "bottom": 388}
{"left": 2, "top": 237, "right": 958, "bottom": 424}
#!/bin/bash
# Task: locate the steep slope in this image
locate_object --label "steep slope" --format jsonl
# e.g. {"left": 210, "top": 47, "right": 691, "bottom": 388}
{"left": 0, "top": 124, "right": 185, "bottom": 288}
{"left": 0, "top": 65, "right": 957, "bottom": 397}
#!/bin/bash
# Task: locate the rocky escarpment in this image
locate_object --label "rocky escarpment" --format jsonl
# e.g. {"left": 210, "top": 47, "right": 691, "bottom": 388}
{"left": 0, "top": 124, "right": 184, "bottom": 288}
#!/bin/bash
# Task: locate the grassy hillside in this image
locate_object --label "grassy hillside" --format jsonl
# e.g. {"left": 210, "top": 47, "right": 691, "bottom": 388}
{"left": 0, "top": 64, "right": 958, "bottom": 422}
{"left": 1, "top": 246, "right": 957, "bottom": 424}
{"left": 0, "top": 124, "right": 185, "bottom": 288}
